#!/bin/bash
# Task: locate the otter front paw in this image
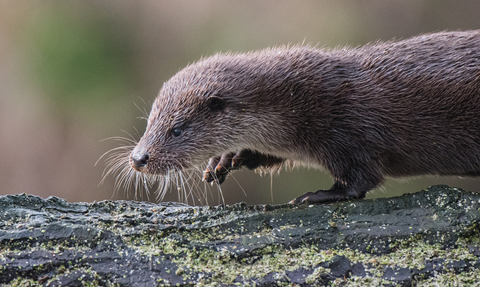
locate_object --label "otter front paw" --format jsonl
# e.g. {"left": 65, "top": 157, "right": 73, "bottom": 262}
{"left": 203, "top": 150, "right": 262, "bottom": 184}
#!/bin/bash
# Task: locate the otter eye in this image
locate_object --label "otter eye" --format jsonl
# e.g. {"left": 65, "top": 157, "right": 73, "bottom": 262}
{"left": 172, "top": 128, "right": 182, "bottom": 137}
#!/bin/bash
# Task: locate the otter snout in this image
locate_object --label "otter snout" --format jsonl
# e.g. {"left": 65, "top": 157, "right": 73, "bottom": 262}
{"left": 130, "top": 147, "right": 150, "bottom": 172}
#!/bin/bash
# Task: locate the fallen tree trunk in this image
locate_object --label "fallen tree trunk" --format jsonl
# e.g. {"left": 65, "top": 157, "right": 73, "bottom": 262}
{"left": 0, "top": 185, "right": 479, "bottom": 286}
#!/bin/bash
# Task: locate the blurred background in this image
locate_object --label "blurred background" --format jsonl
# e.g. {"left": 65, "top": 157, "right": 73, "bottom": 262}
{"left": 1, "top": 0, "right": 480, "bottom": 205}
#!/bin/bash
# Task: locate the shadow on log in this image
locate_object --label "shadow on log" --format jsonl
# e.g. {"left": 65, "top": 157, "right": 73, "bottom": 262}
{"left": 0, "top": 185, "right": 479, "bottom": 286}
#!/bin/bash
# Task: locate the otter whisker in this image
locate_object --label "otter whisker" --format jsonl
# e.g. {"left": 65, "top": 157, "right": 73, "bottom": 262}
{"left": 207, "top": 169, "right": 226, "bottom": 205}
{"left": 227, "top": 173, "right": 248, "bottom": 198}
{"left": 187, "top": 170, "right": 204, "bottom": 205}
{"left": 174, "top": 172, "right": 182, "bottom": 203}
{"left": 187, "top": 170, "right": 207, "bottom": 205}
{"left": 103, "top": 153, "right": 130, "bottom": 175}
{"left": 121, "top": 129, "right": 140, "bottom": 141}
{"left": 154, "top": 176, "right": 169, "bottom": 202}
{"left": 214, "top": 179, "right": 225, "bottom": 206}
{"left": 103, "top": 136, "right": 138, "bottom": 144}
{"left": 95, "top": 144, "right": 133, "bottom": 168}
{"left": 136, "top": 97, "right": 151, "bottom": 120}
{"left": 177, "top": 171, "right": 190, "bottom": 204}
{"left": 117, "top": 166, "right": 135, "bottom": 191}
{"left": 190, "top": 165, "right": 209, "bottom": 205}
{"left": 178, "top": 170, "right": 193, "bottom": 205}
{"left": 134, "top": 100, "right": 150, "bottom": 121}
{"left": 100, "top": 155, "right": 131, "bottom": 187}
{"left": 133, "top": 171, "right": 148, "bottom": 201}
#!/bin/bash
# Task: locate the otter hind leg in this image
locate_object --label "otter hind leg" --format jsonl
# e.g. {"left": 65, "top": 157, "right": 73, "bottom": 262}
{"left": 203, "top": 149, "right": 284, "bottom": 184}
{"left": 288, "top": 182, "right": 363, "bottom": 204}
{"left": 289, "top": 170, "right": 383, "bottom": 204}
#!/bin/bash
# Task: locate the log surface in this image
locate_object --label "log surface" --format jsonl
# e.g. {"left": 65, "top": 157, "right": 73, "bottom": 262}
{"left": 0, "top": 185, "right": 479, "bottom": 286}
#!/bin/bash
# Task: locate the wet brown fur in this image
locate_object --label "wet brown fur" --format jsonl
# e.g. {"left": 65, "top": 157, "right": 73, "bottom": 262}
{"left": 130, "top": 30, "right": 480, "bottom": 203}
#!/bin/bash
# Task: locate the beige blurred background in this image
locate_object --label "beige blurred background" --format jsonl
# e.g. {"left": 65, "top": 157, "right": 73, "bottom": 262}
{"left": 1, "top": 1, "right": 480, "bottom": 205}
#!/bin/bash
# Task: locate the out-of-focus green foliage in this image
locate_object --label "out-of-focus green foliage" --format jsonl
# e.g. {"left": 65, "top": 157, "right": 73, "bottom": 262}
{"left": 26, "top": 6, "right": 137, "bottom": 115}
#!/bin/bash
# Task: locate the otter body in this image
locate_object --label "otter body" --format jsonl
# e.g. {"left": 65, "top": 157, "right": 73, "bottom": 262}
{"left": 130, "top": 30, "right": 480, "bottom": 204}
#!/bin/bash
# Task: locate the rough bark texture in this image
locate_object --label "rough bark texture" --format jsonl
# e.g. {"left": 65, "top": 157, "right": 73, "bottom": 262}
{"left": 0, "top": 185, "right": 479, "bottom": 286}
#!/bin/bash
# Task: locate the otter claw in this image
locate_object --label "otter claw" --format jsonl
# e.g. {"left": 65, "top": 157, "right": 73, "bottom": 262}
{"left": 203, "top": 153, "right": 236, "bottom": 184}
{"left": 289, "top": 192, "right": 314, "bottom": 205}
{"left": 204, "top": 169, "right": 228, "bottom": 184}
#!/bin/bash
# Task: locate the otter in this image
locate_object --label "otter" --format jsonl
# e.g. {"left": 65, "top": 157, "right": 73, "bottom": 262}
{"left": 127, "top": 30, "right": 480, "bottom": 204}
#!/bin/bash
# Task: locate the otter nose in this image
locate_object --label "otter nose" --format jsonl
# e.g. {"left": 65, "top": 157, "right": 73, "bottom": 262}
{"left": 130, "top": 151, "right": 150, "bottom": 171}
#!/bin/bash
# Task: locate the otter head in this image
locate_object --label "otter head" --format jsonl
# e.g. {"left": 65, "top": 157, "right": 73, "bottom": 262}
{"left": 129, "top": 55, "right": 257, "bottom": 176}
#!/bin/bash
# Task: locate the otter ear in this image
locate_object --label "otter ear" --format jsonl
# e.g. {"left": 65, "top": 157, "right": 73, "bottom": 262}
{"left": 207, "top": 96, "right": 226, "bottom": 112}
